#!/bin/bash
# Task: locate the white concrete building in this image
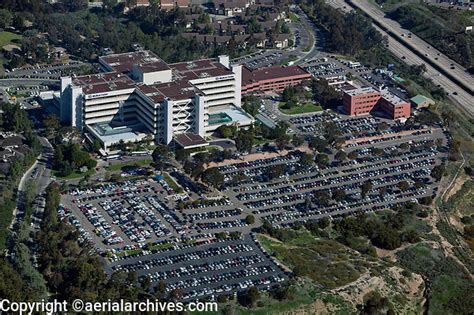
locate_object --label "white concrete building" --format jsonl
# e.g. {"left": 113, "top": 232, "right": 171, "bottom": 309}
{"left": 59, "top": 51, "right": 252, "bottom": 151}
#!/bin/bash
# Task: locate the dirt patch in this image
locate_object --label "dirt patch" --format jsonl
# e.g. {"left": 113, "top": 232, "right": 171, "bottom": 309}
{"left": 375, "top": 244, "right": 410, "bottom": 261}
{"left": 343, "top": 128, "right": 438, "bottom": 146}
{"left": 283, "top": 299, "right": 331, "bottom": 315}
{"left": 204, "top": 147, "right": 311, "bottom": 169}
{"left": 332, "top": 267, "right": 424, "bottom": 313}
{"left": 444, "top": 175, "right": 468, "bottom": 202}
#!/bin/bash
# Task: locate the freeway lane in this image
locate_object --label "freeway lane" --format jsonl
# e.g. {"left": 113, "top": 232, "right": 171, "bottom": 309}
{"left": 373, "top": 23, "right": 474, "bottom": 118}
{"left": 349, "top": 0, "right": 473, "bottom": 94}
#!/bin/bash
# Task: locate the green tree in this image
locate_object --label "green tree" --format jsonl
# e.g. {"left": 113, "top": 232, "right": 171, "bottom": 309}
{"left": 217, "top": 125, "right": 237, "bottom": 138}
{"left": 242, "top": 96, "right": 260, "bottom": 117}
{"left": 360, "top": 180, "right": 373, "bottom": 198}
{"left": 275, "top": 134, "right": 290, "bottom": 151}
{"left": 291, "top": 135, "right": 304, "bottom": 147}
{"left": 299, "top": 153, "right": 313, "bottom": 167}
{"left": 397, "top": 180, "right": 410, "bottom": 191}
{"left": 335, "top": 150, "right": 347, "bottom": 161}
{"left": 430, "top": 164, "right": 445, "bottom": 181}
{"left": 314, "top": 190, "right": 330, "bottom": 206}
{"left": 43, "top": 114, "right": 61, "bottom": 140}
{"left": 0, "top": 9, "right": 12, "bottom": 29}
{"left": 152, "top": 145, "right": 171, "bottom": 168}
{"left": 91, "top": 139, "right": 102, "bottom": 153}
{"left": 245, "top": 214, "right": 255, "bottom": 224}
{"left": 315, "top": 153, "right": 329, "bottom": 167}
{"left": 201, "top": 168, "right": 224, "bottom": 188}
{"left": 332, "top": 189, "right": 346, "bottom": 202}
{"left": 238, "top": 286, "right": 260, "bottom": 307}
{"left": 174, "top": 149, "right": 190, "bottom": 162}
{"left": 309, "top": 137, "right": 328, "bottom": 152}
{"left": 235, "top": 129, "right": 253, "bottom": 152}
{"left": 347, "top": 151, "right": 359, "bottom": 160}
{"left": 267, "top": 164, "right": 285, "bottom": 179}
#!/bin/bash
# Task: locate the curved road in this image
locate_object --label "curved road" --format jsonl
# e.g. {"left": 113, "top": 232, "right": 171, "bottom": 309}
{"left": 292, "top": 6, "right": 326, "bottom": 64}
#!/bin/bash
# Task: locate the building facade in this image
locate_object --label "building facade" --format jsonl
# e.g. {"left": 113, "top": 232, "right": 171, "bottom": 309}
{"left": 342, "top": 85, "right": 411, "bottom": 120}
{"left": 60, "top": 51, "right": 251, "bottom": 150}
{"left": 241, "top": 65, "right": 311, "bottom": 95}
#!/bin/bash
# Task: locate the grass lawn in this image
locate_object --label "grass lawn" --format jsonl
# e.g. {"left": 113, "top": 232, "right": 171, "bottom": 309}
{"left": 253, "top": 137, "right": 272, "bottom": 146}
{"left": 163, "top": 173, "right": 183, "bottom": 193}
{"left": 0, "top": 31, "right": 22, "bottom": 74}
{"left": 106, "top": 158, "right": 152, "bottom": 172}
{"left": 278, "top": 102, "right": 323, "bottom": 115}
{"left": 53, "top": 168, "right": 96, "bottom": 180}
{"left": 289, "top": 12, "right": 300, "bottom": 22}
{"left": 0, "top": 31, "right": 22, "bottom": 49}
{"left": 116, "top": 248, "right": 143, "bottom": 257}
{"left": 147, "top": 242, "right": 175, "bottom": 251}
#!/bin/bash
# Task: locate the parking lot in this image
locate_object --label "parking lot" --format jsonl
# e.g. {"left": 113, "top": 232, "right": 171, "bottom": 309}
{"left": 4, "top": 61, "right": 88, "bottom": 80}
{"left": 213, "top": 116, "right": 447, "bottom": 228}
{"left": 58, "top": 112, "right": 448, "bottom": 300}
{"left": 60, "top": 177, "right": 251, "bottom": 250}
{"left": 106, "top": 234, "right": 288, "bottom": 300}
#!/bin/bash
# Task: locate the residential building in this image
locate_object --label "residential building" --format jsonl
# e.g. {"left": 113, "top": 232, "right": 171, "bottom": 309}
{"left": 273, "top": 34, "right": 290, "bottom": 48}
{"left": 213, "top": 0, "right": 251, "bottom": 16}
{"left": 160, "top": 0, "right": 190, "bottom": 10}
{"left": 0, "top": 133, "right": 30, "bottom": 175}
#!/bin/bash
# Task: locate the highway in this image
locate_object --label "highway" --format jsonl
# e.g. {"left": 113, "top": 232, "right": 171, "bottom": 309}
{"left": 325, "top": 0, "right": 474, "bottom": 118}
{"left": 348, "top": 0, "right": 473, "bottom": 94}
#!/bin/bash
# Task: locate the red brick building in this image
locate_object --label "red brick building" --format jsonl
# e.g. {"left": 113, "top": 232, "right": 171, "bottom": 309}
{"left": 241, "top": 65, "right": 312, "bottom": 95}
{"left": 342, "top": 86, "right": 410, "bottom": 120}
{"left": 378, "top": 91, "right": 411, "bottom": 119}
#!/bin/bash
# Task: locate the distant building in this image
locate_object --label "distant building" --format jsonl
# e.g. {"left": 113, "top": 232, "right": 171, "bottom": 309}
{"left": 272, "top": 34, "right": 290, "bottom": 48}
{"left": 136, "top": 0, "right": 151, "bottom": 6}
{"left": 0, "top": 133, "right": 29, "bottom": 175}
{"left": 241, "top": 65, "right": 311, "bottom": 95}
{"left": 160, "top": 0, "right": 190, "bottom": 10}
{"left": 342, "top": 85, "right": 411, "bottom": 120}
{"left": 212, "top": 0, "right": 251, "bottom": 16}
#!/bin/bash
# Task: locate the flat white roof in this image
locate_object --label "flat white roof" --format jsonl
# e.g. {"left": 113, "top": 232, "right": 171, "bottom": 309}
{"left": 213, "top": 106, "right": 254, "bottom": 126}
{"left": 87, "top": 122, "right": 147, "bottom": 145}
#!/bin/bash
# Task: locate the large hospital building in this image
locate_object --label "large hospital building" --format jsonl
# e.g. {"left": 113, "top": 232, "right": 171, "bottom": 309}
{"left": 59, "top": 51, "right": 253, "bottom": 150}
